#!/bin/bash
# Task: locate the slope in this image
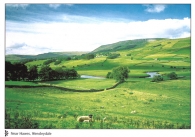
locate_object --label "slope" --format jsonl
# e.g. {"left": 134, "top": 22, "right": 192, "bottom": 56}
{"left": 92, "top": 38, "right": 166, "bottom": 53}
{"left": 5, "top": 51, "right": 88, "bottom": 62}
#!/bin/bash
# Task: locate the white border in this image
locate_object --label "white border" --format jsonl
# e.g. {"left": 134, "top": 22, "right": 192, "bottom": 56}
{"left": 1, "top": 0, "right": 194, "bottom": 137}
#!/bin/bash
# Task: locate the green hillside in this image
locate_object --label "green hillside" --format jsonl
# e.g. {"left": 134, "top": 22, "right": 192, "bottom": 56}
{"left": 7, "top": 37, "right": 190, "bottom": 70}
{"left": 92, "top": 38, "right": 166, "bottom": 53}
{"left": 25, "top": 37, "right": 190, "bottom": 77}
{"left": 5, "top": 37, "right": 191, "bottom": 129}
{"left": 5, "top": 51, "right": 88, "bottom": 63}
{"left": 5, "top": 54, "right": 35, "bottom": 62}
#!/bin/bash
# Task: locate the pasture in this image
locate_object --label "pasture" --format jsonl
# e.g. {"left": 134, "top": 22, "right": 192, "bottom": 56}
{"left": 5, "top": 76, "right": 191, "bottom": 129}
{"left": 5, "top": 37, "right": 191, "bottom": 129}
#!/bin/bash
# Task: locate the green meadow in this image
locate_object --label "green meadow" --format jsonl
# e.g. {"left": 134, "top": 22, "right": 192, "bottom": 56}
{"left": 5, "top": 37, "right": 191, "bottom": 129}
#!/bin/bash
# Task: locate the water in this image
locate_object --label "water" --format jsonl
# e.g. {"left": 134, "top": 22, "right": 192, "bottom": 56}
{"left": 80, "top": 75, "right": 105, "bottom": 79}
{"left": 146, "top": 72, "right": 160, "bottom": 78}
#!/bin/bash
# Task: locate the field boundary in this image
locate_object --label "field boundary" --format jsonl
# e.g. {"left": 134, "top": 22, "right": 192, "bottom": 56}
{"left": 5, "top": 81, "right": 122, "bottom": 92}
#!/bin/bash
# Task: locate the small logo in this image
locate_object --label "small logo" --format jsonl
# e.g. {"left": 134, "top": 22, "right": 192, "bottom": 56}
{"left": 5, "top": 130, "right": 8, "bottom": 137}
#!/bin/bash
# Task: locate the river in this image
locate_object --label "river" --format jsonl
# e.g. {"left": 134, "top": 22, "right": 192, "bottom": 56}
{"left": 80, "top": 75, "right": 106, "bottom": 79}
{"left": 81, "top": 73, "right": 159, "bottom": 79}
{"left": 146, "top": 72, "right": 160, "bottom": 78}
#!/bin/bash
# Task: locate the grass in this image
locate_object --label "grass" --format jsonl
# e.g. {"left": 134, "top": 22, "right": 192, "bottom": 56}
{"left": 5, "top": 37, "right": 191, "bottom": 129}
{"left": 5, "top": 76, "right": 191, "bottom": 128}
{"left": 77, "top": 70, "right": 108, "bottom": 76}
{"left": 26, "top": 59, "right": 46, "bottom": 67}
{"left": 5, "top": 81, "right": 39, "bottom": 86}
{"left": 39, "top": 78, "right": 116, "bottom": 90}
{"left": 5, "top": 78, "right": 116, "bottom": 90}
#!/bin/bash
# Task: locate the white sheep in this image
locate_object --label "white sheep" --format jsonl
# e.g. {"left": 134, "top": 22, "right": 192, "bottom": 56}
{"left": 77, "top": 114, "right": 93, "bottom": 122}
{"left": 131, "top": 110, "right": 136, "bottom": 114}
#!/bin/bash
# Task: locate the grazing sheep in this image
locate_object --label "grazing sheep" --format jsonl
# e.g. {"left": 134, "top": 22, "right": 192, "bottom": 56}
{"left": 77, "top": 114, "right": 93, "bottom": 122}
{"left": 131, "top": 110, "right": 136, "bottom": 114}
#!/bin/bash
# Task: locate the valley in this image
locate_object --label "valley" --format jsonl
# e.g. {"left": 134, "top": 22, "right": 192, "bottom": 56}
{"left": 5, "top": 37, "right": 191, "bottom": 129}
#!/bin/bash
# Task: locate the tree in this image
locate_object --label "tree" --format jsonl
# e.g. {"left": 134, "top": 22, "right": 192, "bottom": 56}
{"left": 107, "top": 53, "right": 120, "bottom": 59}
{"left": 167, "top": 72, "right": 177, "bottom": 80}
{"left": 5, "top": 61, "right": 28, "bottom": 81}
{"left": 54, "top": 60, "right": 61, "bottom": 65}
{"left": 84, "top": 54, "right": 95, "bottom": 60}
{"left": 39, "top": 65, "right": 53, "bottom": 81}
{"left": 111, "top": 66, "right": 129, "bottom": 82}
{"left": 151, "top": 75, "right": 163, "bottom": 82}
{"left": 106, "top": 72, "right": 113, "bottom": 79}
{"left": 66, "top": 69, "right": 80, "bottom": 78}
{"left": 5, "top": 61, "right": 14, "bottom": 80}
{"left": 66, "top": 57, "right": 71, "bottom": 61}
{"left": 43, "top": 59, "right": 55, "bottom": 65}
{"left": 28, "top": 65, "right": 38, "bottom": 81}
{"left": 12, "top": 63, "right": 28, "bottom": 81}
{"left": 54, "top": 67, "right": 70, "bottom": 79}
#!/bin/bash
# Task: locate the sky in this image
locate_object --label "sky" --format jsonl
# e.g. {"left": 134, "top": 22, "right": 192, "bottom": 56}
{"left": 5, "top": 4, "right": 191, "bottom": 55}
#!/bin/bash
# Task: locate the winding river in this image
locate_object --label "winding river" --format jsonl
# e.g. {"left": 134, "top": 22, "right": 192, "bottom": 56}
{"left": 80, "top": 75, "right": 106, "bottom": 79}
{"left": 80, "top": 72, "right": 160, "bottom": 79}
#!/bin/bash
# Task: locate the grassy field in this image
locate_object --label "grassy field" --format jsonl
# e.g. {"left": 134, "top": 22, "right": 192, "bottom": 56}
{"left": 5, "top": 37, "right": 191, "bottom": 129}
{"left": 5, "top": 81, "right": 40, "bottom": 86}
{"left": 39, "top": 78, "right": 116, "bottom": 90}
{"left": 5, "top": 77, "right": 191, "bottom": 129}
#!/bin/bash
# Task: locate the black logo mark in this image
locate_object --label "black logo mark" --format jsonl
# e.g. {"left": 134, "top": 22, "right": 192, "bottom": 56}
{"left": 5, "top": 130, "right": 8, "bottom": 137}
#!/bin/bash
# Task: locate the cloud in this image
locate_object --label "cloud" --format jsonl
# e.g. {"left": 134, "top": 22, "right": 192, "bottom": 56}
{"left": 49, "top": 4, "right": 73, "bottom": 9}
{"left": 6, "top": 17, "right": 190, "bottom": 55}
{"left": 49, "top": 4, "right": 61, "bottom": 9}
{"left": 63, "top": 4, "right": 74, "bottom": 7}
{"left": 6, "top": 43, "right": 54, "bottom": 55}
{"left": 6, "top": 4, "right": 29, "bottom": 9}
{"left": 144, "top": 4, "right": 166, "bottom": 13}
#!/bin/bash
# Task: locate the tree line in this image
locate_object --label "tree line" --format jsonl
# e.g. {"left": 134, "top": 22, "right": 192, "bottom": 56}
{"left": 42, "top": 54, "right": 95, "bottom": 66}
{"left": 5, "top": 61, "right": 80, "bottom": 81}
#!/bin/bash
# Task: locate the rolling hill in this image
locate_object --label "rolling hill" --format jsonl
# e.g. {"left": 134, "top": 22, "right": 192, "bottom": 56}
{"left": 92, "top": 38, "right": 166, "bottom": 53}
{"left": 5, "top": 51, "right": 88, "bottom": 62}
{"left": 5, "top": 37, "right": 191, "bottom": 129}
{"left": 23, "top": 37, "right": 191, "bottom": 78}
{"left": 6, "top": 37, "right": 191, "bottom": 77}
{"left": 6, "top": 37, "right": 190, "bottom": 64}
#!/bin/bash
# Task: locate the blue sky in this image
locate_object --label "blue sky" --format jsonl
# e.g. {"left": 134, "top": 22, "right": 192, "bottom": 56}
{"left": 5, "top": 4, "right": 191, "bottom": 55}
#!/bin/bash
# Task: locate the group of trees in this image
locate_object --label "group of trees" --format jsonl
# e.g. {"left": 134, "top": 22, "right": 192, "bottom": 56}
{"left": 43, "top": 59, "right": 56, "bottom": 65}
{"left": 5, "top": 61, "right": 29, "bottom": 81}
{"left": 43, "top": 57, "right": 71, "bottom": 66}
{"left": 39, "top": 66, "right": 79, "bottom": 81}
{"left": 83, "top": 54, "right": 95, "bottom": 60}
{"left": 5, "top": 61, "right": 79, "bottom": 81}
{"left": 73, "top": 53, "right": 95, "bottom": 60}
{"left": 151, "top": 72, "right": 178, "bottom": 82}
{"left": 107, "top": 53, "right": 120, "bottom": 59}
{"left": 42, "top": 54, "right": 95, "bottom": 65}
